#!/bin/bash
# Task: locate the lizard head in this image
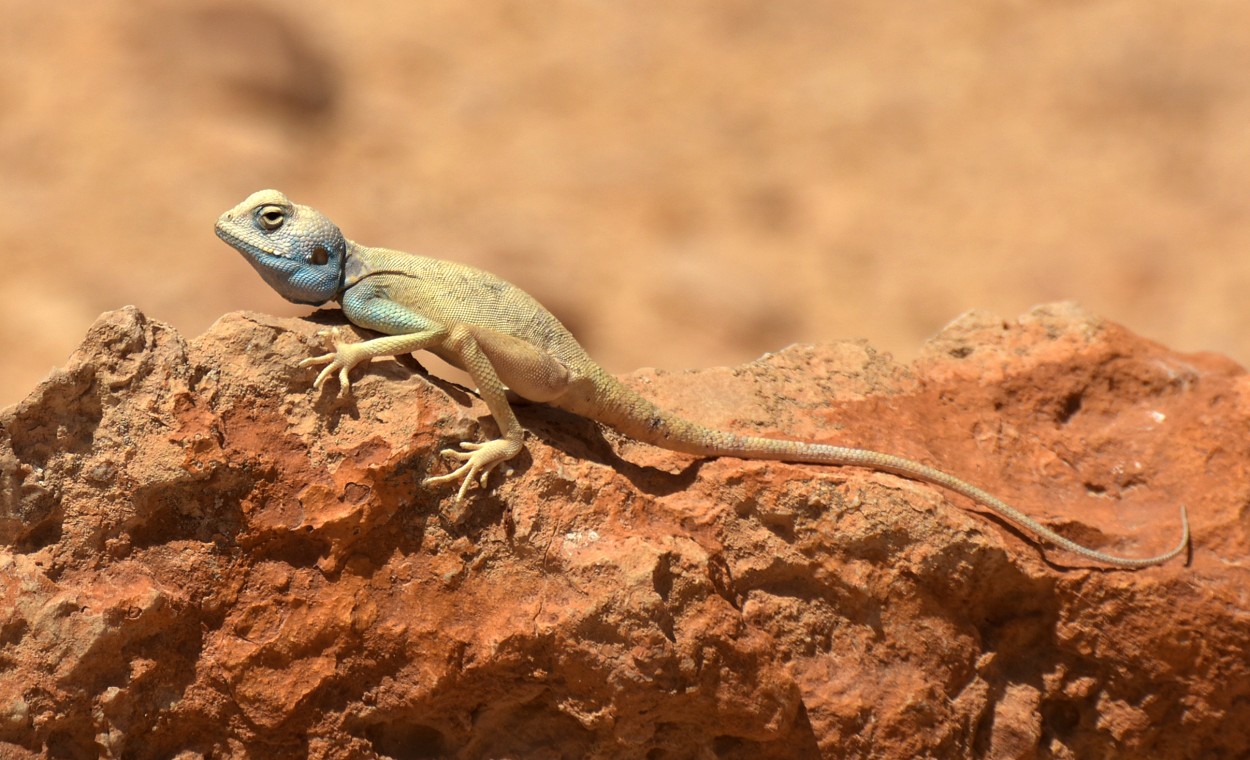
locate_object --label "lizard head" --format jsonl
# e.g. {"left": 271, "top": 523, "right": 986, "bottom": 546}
{"left": 215, "top": 189, "right": 347, "bottom": 306}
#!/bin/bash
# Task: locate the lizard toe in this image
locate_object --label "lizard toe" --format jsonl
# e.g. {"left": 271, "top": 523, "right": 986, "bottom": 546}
{"left": 437, "top": 448, "right": 473, "bottom": 462}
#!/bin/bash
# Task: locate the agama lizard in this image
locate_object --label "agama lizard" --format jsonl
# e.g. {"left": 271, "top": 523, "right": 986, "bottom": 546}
{"left": 215, "top": 189, "right": 1189, "bottom": 569}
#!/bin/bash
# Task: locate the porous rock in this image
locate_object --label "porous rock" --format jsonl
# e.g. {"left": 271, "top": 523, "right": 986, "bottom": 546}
{"left": 1, "top": 303, "right": 1247, "bottom": 758}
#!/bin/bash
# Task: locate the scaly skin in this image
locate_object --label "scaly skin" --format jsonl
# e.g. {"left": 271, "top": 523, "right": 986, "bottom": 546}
{"left": 215, "top": 189, "right": 1189, "bottom": 569}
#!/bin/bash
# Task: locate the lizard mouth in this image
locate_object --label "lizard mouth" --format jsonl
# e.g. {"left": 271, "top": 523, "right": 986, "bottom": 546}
{"left": 214, "top": 222, "right": 280, "bottom": 259}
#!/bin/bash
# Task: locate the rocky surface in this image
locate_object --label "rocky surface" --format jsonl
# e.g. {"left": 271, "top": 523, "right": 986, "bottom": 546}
{"left": 1, "top": 303, "right": 1247, "bottom": 759}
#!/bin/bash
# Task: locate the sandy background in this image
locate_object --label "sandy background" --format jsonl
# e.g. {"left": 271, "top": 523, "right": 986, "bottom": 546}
{"left": 2, "top": 1, "right": 1248, "bottom": 409}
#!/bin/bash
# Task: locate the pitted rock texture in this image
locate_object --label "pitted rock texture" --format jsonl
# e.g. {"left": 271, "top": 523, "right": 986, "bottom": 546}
{"left": 1, "top": 303, "right": 1247, "bottom": 759}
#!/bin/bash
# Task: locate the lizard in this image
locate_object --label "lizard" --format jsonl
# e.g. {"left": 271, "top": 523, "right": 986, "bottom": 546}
{"left": 214, "top": 189, "right": 1189, "bottom": 569}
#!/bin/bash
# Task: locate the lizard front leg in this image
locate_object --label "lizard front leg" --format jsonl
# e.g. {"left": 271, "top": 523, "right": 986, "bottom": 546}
{"left": 300, "top": 327, "right": 446, "bottom": 394}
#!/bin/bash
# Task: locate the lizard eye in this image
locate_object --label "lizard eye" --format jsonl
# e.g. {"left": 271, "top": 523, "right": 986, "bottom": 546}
{"left": 310, "top": 246, "right": 330, "bottom": 265}
{"left": 257, "top": 206, "right": 286, "bottom": 231}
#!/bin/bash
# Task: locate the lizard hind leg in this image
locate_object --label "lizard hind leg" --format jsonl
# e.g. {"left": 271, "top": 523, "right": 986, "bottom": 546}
{"left": 422, "top": 325, "right": 563, "bottom": 500}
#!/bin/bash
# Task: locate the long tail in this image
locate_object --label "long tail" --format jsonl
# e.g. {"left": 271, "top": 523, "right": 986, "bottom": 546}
{"left": 575, "top": 371, "right": 1189, "bottom": 569}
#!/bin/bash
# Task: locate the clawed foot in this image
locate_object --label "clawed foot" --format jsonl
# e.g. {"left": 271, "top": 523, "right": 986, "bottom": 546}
{"left": 299, "top": 328, "right": 368, "bottom": 394}
{"left": 423, "top": 438, "right": 522, "bottom": 501}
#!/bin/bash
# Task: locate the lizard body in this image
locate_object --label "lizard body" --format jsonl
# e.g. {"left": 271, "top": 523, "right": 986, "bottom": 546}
{"left": 215, "top": 189, "right": 1189, "bottom": 569}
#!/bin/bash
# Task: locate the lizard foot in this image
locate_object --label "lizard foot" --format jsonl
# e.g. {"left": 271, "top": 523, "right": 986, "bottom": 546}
{"left": 423, "top": 438, "right": 523, "bottom": 501}
{"left": 298, "top": 328, "right": 369, "bottom": 394}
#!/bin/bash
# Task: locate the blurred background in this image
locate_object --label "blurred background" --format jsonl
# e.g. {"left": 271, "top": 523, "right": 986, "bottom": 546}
{"left": 3, "top": 1, "right": 1249, "bottom": 408}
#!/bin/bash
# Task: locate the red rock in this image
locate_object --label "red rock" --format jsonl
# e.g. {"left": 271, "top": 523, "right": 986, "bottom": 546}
{"left": 0, "top": 303, "right": 1247, "bottom": 758}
